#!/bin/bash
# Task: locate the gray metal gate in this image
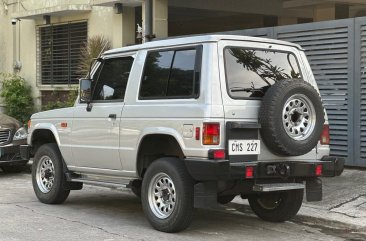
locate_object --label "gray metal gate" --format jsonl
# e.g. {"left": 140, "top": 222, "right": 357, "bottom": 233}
{"left": 223, "top": 17, "right": 366, "bottom": 167}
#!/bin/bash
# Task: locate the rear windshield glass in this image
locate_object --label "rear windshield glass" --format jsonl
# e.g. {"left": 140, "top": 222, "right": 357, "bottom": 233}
{"left": 225, "top": 47, "right": 301, "bottom": 99}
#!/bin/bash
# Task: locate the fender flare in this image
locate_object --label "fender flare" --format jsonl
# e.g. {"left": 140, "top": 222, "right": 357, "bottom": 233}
{"left": 135, "top": 127, "right": 186, "bottom": 174}
{"left": 30, "top": 123, "right": 61, "bottom": 146}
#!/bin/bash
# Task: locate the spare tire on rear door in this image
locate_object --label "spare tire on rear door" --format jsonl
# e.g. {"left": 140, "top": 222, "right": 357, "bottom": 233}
{"left": 259, "top": 79, "right": 325, "bottom": 156}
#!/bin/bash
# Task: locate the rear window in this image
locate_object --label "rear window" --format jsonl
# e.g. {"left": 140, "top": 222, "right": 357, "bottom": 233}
{"left": 224, "top": 47, "right": 301, "bottom": 99}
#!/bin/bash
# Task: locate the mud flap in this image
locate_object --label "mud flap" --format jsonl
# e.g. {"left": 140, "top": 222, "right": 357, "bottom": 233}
{"left": 306, "top": 178, "right": 322, "bottom": 202}
{"left": 194, "top": 182, "right": 218, "bottom": 209}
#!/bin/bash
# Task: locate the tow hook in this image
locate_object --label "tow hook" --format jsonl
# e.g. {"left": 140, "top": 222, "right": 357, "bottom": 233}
{"left": 266, "top": 163, "right": 290, "bottom": 177}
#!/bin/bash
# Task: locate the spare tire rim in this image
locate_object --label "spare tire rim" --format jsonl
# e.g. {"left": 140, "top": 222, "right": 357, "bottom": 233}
{"left": 148, "top": 172, "right": 176, "bottom": 219}
{"left": 282, "top": 94, "right": 316, "bottom": 141}
{"left": 36, "top": 156, "right": 55, "bottom": 193}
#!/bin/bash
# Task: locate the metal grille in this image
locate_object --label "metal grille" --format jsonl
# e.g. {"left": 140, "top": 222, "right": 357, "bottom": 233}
{"left": 359, "top": 24, "right": 366, "bottom": 160}
{"left": 222, "top": 21, "right": 352, "bottom": 163}
{"left": 38, "top": 21, "right": 87, "bottom": 85}
{"left": 0, "top": 129, "right": 11, "bottom": 145}
{"left": 276, "top": 27, "right": 349, "bottom": 158}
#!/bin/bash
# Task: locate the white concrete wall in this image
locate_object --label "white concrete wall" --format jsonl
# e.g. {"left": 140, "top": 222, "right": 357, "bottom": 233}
{"left": 0, "top": 2, "right": 136, "bottom": 110}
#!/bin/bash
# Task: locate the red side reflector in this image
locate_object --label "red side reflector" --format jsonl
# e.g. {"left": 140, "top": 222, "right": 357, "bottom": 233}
{"left": 61, "top": 122, "right": 67, "bottom": 128}
{"left": 195, "top": 127, "right": 200, "bottom": 140}
{"left": 315, "top": 164, "right": 323, "bottom": 176}
{"left": 320, "top": 124, "right": 330, "bottom": 145}
{"left": 208, "top": 149, "right": 226, "bottom": 160}
{"left": 246, "top": 166, "right": 254, "bottom": 179}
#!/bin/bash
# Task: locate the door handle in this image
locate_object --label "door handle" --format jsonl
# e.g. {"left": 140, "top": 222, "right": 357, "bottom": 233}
{"left": 108, "top": 114, "right": 117, "bottom": 119}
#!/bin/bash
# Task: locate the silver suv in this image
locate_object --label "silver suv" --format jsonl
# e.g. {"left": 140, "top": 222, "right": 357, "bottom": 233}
{"left": 21, "top": 35, "right": 344, "bottom": 233}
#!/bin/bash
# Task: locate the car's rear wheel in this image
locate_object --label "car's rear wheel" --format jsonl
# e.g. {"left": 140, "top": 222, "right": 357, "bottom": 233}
{"left": 32, "top": 143, "right": 70, "bottom": 204}
{"left": 141, "top": 157, "right": 194, "bottom": 233}
{"left": 248, "top": 189, "right": 303, "bottom": 222}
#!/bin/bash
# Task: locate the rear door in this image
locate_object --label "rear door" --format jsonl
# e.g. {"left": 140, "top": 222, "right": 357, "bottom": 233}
{"left": 218, "top": 40, "right": 317, "bottom": 161}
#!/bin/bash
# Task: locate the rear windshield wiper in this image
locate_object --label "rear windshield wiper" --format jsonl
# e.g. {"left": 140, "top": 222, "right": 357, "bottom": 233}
{"left": 230, "top": 87, "right": 264, "bottom": 94}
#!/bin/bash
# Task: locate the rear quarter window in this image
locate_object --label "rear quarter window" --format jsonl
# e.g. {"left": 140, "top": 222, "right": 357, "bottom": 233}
{"left": 139, "top": 47, "right": 202, "bottom": 99}
{"left": 225, "top": 47, "right": 302, "bottom": 99}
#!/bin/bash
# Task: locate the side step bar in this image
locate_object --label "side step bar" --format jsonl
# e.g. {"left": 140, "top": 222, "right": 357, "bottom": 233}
{"left": 253, "top": 183, "right": 305, "bottom": 192}
{"left": 70, "top": 178, "right": 129, "bottom": 189}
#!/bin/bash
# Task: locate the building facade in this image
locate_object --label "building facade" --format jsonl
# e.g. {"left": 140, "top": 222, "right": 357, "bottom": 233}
{"left": 1, "top": 0, "right": 365, "bottom": 107}
{"left": 1, "top": 0, "right": 366, "bottom": 166}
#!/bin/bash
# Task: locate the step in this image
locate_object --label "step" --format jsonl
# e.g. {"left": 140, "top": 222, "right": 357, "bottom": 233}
{"left": 253, "top": 183, "right": 305, "bottom": 192}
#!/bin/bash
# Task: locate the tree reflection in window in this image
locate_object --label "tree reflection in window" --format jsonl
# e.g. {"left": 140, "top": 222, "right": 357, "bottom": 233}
{"left": 225, "top": 48, "right": 301, "bottom": 98}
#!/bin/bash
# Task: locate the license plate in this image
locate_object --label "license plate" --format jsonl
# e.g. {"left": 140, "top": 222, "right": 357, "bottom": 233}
{"left": 228, "top": 140, "right": 260, "bottom": 155}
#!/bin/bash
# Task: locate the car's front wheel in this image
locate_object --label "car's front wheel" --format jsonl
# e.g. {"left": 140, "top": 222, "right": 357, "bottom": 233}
{"left": 248, "top": 189, "right": 303, "bottom": 222}
{"left": 32, "top": 143, "right": 70, "bottom": 204}
{"left": 141, "top": 157, "right": 194, "bottom": 233}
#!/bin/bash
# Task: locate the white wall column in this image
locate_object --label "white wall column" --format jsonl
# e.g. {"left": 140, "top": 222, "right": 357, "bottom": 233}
{"left": 142, "top": 0, "right": 168, "bottom": 41}
{"left": 153, "top": 0, "right": 168, "bottom": 38}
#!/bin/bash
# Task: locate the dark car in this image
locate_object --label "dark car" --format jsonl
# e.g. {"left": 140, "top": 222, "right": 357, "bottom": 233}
{"left": 0, "top": 113, "right": 28, "bottom": 173}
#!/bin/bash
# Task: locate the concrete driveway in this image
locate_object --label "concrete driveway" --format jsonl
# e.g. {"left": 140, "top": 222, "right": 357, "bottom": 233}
{"left": 0, "top": 170, "right": 365, "bottom": 241}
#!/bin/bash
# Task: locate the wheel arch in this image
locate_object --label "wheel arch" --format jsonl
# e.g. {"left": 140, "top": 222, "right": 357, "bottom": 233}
{"left": 30, "top": 124, "right": 60, "bottom": 155}
{"left": 136, "top": 130, "right": 185, "bottom": 178}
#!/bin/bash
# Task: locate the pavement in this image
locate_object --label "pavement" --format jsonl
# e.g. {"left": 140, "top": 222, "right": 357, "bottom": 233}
{"left": 25, "top": 160, "right": 366, "bottom": 228}
{"left": 233, "top": 168, "right": 366, "bottom": 229}
{"left": 1, "top": 166, "right": 366, "bottom": 240}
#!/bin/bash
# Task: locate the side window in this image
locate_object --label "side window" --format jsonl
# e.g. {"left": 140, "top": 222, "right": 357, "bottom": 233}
{"left": 92, "top": 56, "right": 134, "bottom": 101}
{"left": 139, "top": 47, "right": 200, "bottom": 99}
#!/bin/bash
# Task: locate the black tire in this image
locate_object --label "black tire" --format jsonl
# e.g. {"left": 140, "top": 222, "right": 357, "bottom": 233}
{"left": 248, "top": 189, "right": 304, "bottom": 222}
{"left": 130, "top": 179, "right": 142, "bottom": 198}
{"left": 1, "top": 165, "right": 24, "bottom": 173}
{"left": 141, "top": 157, "right": 194, "bottom": 233}
{"left": 32, "top": 143, "right": 70, "bottom": 204}
{"left": 259, "top": 79, "right": 325, "bottom": 156}
{"left": 217, "top": 195, "right": 236, "bottom": 205}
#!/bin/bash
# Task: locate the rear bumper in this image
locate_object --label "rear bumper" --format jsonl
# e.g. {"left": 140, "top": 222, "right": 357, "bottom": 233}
{"left": 184, "top": 156, "right": 345, "bottom": 181}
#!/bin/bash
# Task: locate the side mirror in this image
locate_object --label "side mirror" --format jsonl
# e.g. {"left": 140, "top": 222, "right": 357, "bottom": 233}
{"left": 79, "top": 78, "right": 92, "bottom": 103}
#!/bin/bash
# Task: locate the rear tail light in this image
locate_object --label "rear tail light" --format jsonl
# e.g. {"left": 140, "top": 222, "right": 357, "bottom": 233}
{"left": 315, "top": 164, "right": 323, "bottom": 176}
{"left": 245, "top": 166, "right": 254, "bottom": 179}
{"left": 203, "top": 123, "right": 220, "bottom": 145}
{"left": 320, "top": 124, "right": 330, "bottom": 145}
{"left": 27, "top": 120, "right": 31, "bottom": 130}
{"left": 208, "top": 149, "right": 225, "bottom": 160}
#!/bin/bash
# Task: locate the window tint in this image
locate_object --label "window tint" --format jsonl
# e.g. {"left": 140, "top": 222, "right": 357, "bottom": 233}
{"left": 140, "top": 51, "right": 174, "bottom": 98}
{"left": 92, "top": 57, "right": 134, "bottom": 101}
{"left": 167, "top": 50, "right": 196, "bottom": 96}
{"left": 225, "top": 47, "right": 301, "bottom": 98}
{"left": 139, "top": 48, "right": 199, "bottom": 99}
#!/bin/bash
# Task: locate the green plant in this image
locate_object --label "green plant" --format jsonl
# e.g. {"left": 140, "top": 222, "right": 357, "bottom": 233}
{"left": 42, "top": 88, "right": 78, "bottom": 111}
{"left": 78, "top": 35, "right": 112, "bottom": 76}
{"left": 0, "top": 73, "right": 34, "bottom": 123}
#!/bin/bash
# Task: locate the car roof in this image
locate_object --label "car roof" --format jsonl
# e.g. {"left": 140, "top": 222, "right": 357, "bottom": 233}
{"left": 104, "top": 34, "right": 303, "bottom": 56}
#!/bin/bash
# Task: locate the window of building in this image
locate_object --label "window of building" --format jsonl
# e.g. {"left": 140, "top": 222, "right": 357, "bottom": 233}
{"left": 139, "top": 47, "right": 201, "bottom": 99}
{"left": 38, "top": 21, "right": 87, "bottom": 85}
{"left": 225, "top": 47, "right": 301, "bottom": 99}
{"left": 92, "top": 56, "right": 134, "bottom": 101}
